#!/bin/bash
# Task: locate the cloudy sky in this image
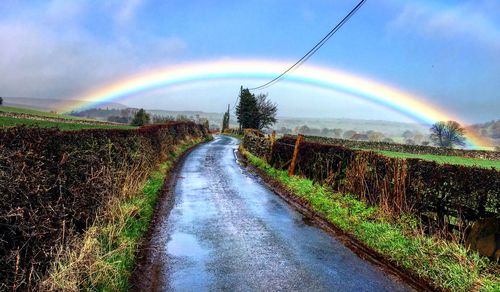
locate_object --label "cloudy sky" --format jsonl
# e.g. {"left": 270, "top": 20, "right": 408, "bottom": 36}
{"left": 1, "top": 0, "right": 499, "bottom": 123}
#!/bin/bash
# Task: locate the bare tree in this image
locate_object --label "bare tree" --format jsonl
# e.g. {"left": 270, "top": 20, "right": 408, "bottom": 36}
{"left": 430, "top": 120, "right": 466, "bottom": 147}
{"left": 255, "top": 93, "right": 277, "bottom": 130}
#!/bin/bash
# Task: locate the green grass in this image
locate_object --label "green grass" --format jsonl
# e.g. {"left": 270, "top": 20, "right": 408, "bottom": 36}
{"left": 0, "top": 117, "right": 134, "bottom": 130}
{"left": 375, "top": 150, "right": 500, "bottom": 169}
{"left": 93, "top": 167, "right": 166, "bottom": 290}
{"left": 242, "top": 148, "right": 500, "bottom": 291}
{"left": 0, "top": 105, "right": 86, "bottom": 120}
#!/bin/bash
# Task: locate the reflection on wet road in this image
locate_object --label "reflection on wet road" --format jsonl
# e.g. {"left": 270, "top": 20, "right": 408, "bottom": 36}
{"left": 152, "top": 135, "right": 411, "bottom": 291}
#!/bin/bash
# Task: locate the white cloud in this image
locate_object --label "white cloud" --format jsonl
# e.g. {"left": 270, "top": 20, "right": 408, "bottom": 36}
{"left": 388, "top": 2, "right": 500, "bottom": 49}
{"left": 0, "top": 23, "right": 132, "bottom": 98}
{"left": 0, "top": 1, "right": 187, "bottom": 99}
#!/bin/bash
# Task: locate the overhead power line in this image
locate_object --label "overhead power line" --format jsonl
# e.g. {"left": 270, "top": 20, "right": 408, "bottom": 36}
{"left": 248, "top": 0, "right": 366, "bottom": 91}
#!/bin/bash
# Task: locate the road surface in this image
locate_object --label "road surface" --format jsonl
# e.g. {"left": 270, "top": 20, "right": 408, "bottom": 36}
{"left": 137, "top": 135, "right": 411, "bottom": 291}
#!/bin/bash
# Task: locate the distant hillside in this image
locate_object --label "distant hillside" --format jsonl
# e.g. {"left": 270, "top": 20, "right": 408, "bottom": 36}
{"left": 149, "top": 111, "right": 431, "bottom": 137}
{"left": 71, "top": 107, "right": 430, "bottom": 139}
{"left": 65, "top": 105, "right": 498, "bottom": 146}
{"left": 70, "top": 108, "right": 225, "bottom": 127}
{"left": 2, "top": 97, "right": 127, "bottom": 112}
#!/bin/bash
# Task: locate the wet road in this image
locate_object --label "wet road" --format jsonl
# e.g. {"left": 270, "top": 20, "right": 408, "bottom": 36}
{"left": 148, "top": 135, "right": 411, "bottom": 291}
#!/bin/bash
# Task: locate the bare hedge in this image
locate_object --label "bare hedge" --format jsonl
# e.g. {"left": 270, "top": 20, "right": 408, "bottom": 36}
{"left": 243, "top": 132, "right": 499, "bottom": 230}
{"left": 0, "top": 122, "right": 207, "bottom": 290}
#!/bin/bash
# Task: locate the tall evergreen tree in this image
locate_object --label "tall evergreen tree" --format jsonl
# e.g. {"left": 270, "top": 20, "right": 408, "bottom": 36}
{"left": 235, "top": 87, "right": 259, "bottom": 130}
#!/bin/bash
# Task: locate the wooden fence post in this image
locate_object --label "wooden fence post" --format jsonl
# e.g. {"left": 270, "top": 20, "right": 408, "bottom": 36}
{"left": 267, "top": 130, "right": 277, "bottom": 161}
{"left": 288, "top": 134, "right": 303, "bottom": 176}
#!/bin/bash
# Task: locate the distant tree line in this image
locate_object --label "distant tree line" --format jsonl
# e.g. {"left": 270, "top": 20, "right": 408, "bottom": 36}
{"left": 283, "top": 120, "right": 467, "bottom": 148}
{"left": 129, "top": 109, "right": 209, "bottom": 129}
{"left": 152, "top": 115, "right": 175, "bottom": 124}
{"left": 290, "top": 125, "right": 393, "bottom": 143}
{"left": 274, "top": 122, "right": 469, "bottom": 148}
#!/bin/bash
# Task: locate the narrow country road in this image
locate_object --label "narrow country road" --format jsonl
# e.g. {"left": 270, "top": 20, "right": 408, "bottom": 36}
{"left": 134, "top": 135, "right": 411, "bottom": 291}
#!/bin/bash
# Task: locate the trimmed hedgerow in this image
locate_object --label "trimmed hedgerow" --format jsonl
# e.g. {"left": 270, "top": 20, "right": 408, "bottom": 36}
{"left": 245, "top": 133, "right": 499, "bottom": 230}
{"left": 0, "top": 122, "right": 207, "bottom": 291}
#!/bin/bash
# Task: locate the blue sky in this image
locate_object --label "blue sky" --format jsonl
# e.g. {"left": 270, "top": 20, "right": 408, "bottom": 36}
{"left": 0, "top": 0, "right": 499, "bottom": 123}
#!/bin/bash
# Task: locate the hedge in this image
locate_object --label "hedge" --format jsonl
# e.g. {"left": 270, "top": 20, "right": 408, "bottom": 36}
{"left": 244, "top": 132, "right": 499, "bottom": 230}
{"left": 0, "top": 122, "right": 207, "bottom": 290}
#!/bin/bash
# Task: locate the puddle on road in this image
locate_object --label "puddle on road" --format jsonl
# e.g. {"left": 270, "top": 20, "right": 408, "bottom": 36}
{"left": 167, "top": 232, "right": 208, "bottom": 258}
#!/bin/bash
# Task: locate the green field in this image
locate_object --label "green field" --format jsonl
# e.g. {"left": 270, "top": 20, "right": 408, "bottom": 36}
{"left": 0, "top": 117, "right": 134, "bottom": 130}
{"left": 376, "top": 150, "right": 500, "bottom": 169}
{"left": 0, "top": 106, "right": 86, "bottom": 120}
{"left": 0, "top": 106, "right": 134, "bottom": 130}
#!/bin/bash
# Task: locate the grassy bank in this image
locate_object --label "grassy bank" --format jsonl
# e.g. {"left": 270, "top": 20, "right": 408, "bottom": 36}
{"left": 375, "top": 149, "right": 500, "bottom": 169}
{"left": 241, "top": 147, "right": 499, "bottom": 291}
{"left": 0, "top": 116, "right": 134, "bottom": 130}
{"left": 42, "top": 138, "right": 205, "bottom": 291}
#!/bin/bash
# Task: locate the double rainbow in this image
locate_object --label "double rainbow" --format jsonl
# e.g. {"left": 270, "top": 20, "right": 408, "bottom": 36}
{"left": 58, "top": 59, "right": 491, "bottom": 149}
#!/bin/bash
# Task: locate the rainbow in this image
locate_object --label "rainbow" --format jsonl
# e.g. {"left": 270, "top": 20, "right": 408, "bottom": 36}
{"left": 58, "top": 59, "right": 491, "bottom": 149}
